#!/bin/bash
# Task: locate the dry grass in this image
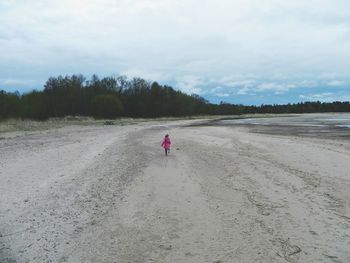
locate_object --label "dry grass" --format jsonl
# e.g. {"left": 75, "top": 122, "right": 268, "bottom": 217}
{"left": 0, "top": 116, "right": 96, "bottom": 134}
{"left": 0, "top": 116, "right": 167, "bottom": 134}
{"left": 0, "top": 114, "right": 281, "bottom": 134}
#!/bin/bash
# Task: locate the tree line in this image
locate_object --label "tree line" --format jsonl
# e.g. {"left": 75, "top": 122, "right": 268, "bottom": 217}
{"left": 1, "top": 74, "right": 349, "bottom": 120}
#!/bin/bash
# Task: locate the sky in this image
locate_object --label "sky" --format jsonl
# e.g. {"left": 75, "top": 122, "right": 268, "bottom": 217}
{"left": 1, "top": 0, "right": 350, "bottom": 105}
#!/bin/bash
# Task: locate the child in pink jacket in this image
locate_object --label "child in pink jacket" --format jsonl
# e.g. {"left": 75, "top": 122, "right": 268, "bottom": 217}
{"left": 161, "top": 134, "right": 171, "bottom": 156}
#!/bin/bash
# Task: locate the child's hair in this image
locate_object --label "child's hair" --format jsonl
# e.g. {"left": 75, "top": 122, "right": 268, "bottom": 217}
{"left": 165, "top": 134, "right": 169, "bottom": 137}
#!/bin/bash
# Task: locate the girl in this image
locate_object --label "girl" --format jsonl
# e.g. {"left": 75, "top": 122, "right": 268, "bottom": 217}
{"left": 161, "top": 134, "right": 171, "bottom": 156}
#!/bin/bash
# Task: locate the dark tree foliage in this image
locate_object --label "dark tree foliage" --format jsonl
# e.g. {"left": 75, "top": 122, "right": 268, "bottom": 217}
{"left": 91, "top": 95, "right": 123, "bottom": 118}
{"left": 0, "top": 74, "right": 349, "bottom": 120}
{"left": 0, "top": 90, "right": 21, "bottom": 119}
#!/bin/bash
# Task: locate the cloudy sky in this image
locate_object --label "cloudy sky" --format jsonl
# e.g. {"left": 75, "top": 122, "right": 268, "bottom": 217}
{"left": 1, "top": 0, "right": 350, "bottom": 104}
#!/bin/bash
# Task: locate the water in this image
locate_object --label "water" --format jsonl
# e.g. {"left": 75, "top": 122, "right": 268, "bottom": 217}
{"left": 221, "top": 113, "right": 350, "bottom": 129}
{"left": 219, "top": 113, "right": 350, "bottom": 139}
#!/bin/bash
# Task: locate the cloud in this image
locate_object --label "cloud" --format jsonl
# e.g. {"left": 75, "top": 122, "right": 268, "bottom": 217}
{"left": 255, "top": 83, "right": 289, "bottom": 93}
{"left": 327, "top": 80, "right": 345, "bottom": 86}
{"left": 216, "top": 93, "right": 230, "bottom": 97}
{"left": 175, "top": 75, "right": 205, "bottom": 94}
{"left": 120, "top": 69, "right": 170, "bottom": 83}
{"left": 299, "top": 92, "right": 350, "bottom": 102}
{"left": 299, "top": 92, "right": 333, "bottom": 101}
{"left": 219, "top": 78, "right": 256, "bottom": 88}
{"left": 209, "top": 86, "right": 231, "bottom": 97}
{"left": 207, "top": 78, "right": 324, "bottom": 97}
{"left": 237, "top": 87, "right": 251, "bottom": 95}
{"left": 0, "top": 78, "right": 34, "bottom": 85}
{"left": 0, "top": 0, "right": 350, "bottom": 103}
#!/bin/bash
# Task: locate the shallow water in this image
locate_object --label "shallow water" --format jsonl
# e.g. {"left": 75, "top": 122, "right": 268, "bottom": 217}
{"left": 219, "top": 113, "right": 350, "bottom": 139}
{"left": 221, "top": 113, "right": 350, "bottom": 128}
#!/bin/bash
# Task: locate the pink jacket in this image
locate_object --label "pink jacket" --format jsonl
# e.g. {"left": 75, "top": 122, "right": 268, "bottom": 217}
{"left": 161, "top": 137, "right": 171, "bottom": 149}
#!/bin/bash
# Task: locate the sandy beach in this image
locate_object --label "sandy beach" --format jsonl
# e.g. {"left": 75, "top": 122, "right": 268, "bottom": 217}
{"left": 1, "top": 117, "right": 350, "bottom": 262}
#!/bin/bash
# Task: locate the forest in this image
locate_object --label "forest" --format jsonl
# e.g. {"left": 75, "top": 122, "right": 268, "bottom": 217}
{"left": 1, "top": 74, "right": 350, "bottom": 120}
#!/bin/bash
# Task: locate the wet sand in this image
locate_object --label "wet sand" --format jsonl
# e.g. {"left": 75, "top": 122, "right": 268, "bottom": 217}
{"left": 216, "top": 113, "right": 350, "bottom": 140}
{"left": 1, "top": 116, "right": 350, "bottom": 262}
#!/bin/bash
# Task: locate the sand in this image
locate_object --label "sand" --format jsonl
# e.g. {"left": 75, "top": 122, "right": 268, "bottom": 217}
{"left": 0, "top": 118, "right": 349, "bottom": 262}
